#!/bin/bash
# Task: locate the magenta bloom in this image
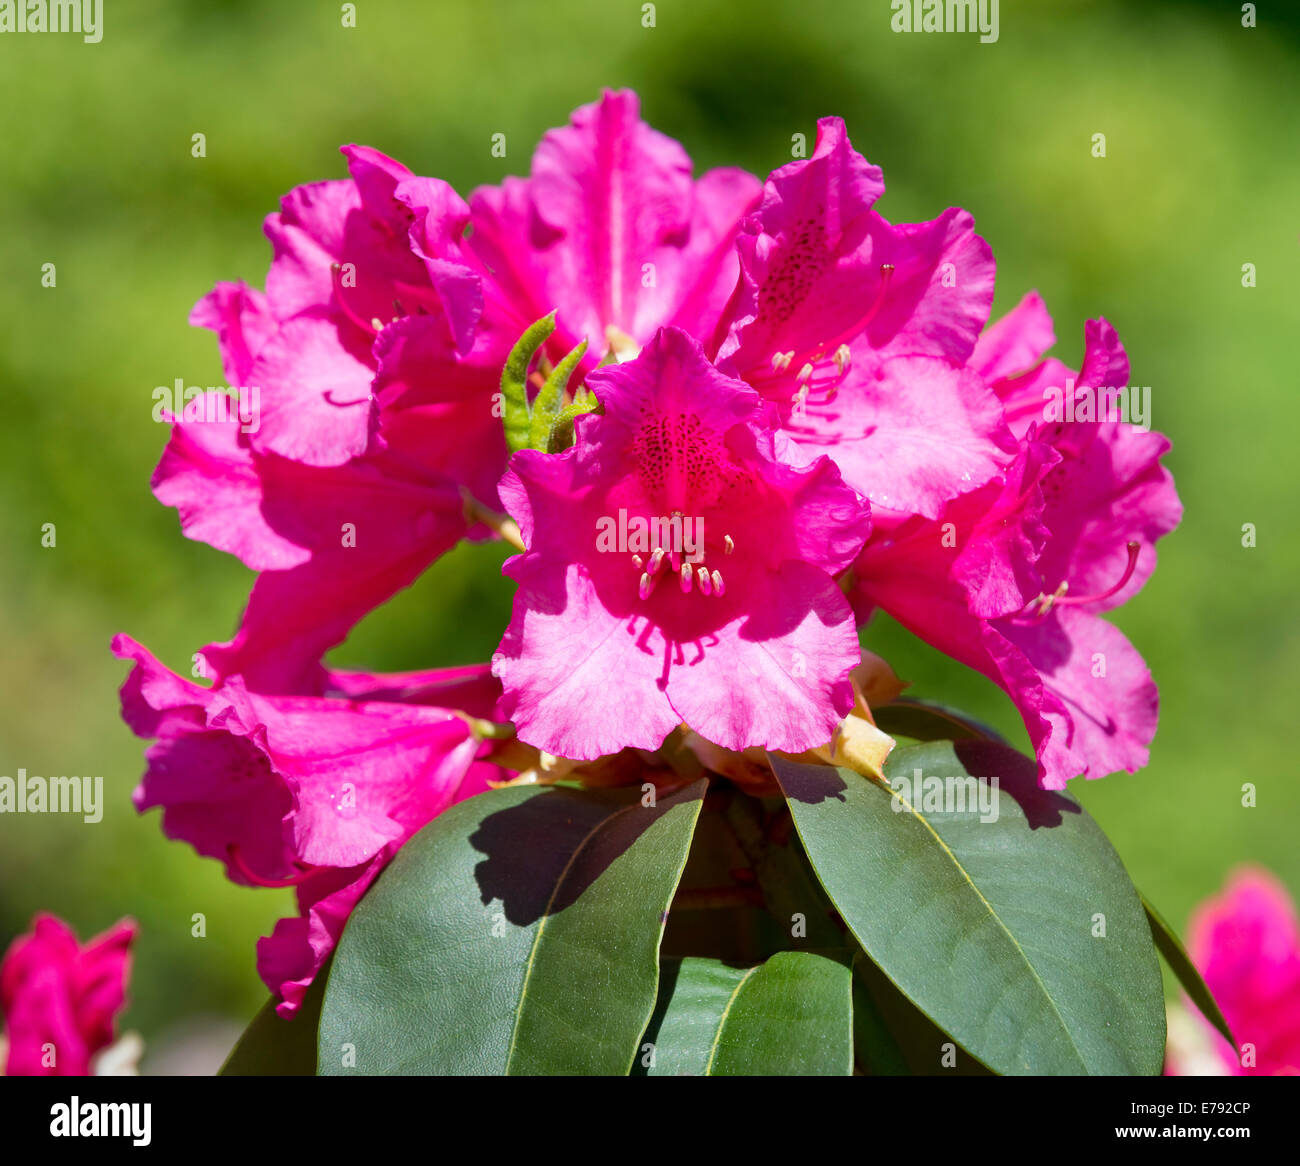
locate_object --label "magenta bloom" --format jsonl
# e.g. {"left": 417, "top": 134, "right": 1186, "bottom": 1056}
{"left": 114, "top": 635, "right": 508, "bottom": 1015}
{"left": 716, "top": 117, "right": 1012, "bottom": 519}
{"left": 2, "top": 915, "right": 136, "bottom": 1076}
{"left": 853, "top": 306, "right": 1181, "bottom": 788}
{"left": 153, "top": 389, "right": 465, "bottom": 693}
{"left": 465, "top": 88, "right": 761, "bottom": 357}
{"left": 1173, "top": 868, "right": 1300, "bottom": 1076}
{"left": 493, "top": 326, "right": 871, "bottom": 760}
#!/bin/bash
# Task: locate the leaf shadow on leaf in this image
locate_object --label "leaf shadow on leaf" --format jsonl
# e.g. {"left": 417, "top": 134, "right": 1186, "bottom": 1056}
{"left": 948, "top": 739, "right": 1080, "bottom": 830}
{"left": 632, "top": 955, "right": 685, "bottom": 1074}
{"left": 468, "top": 784, "right": 688, "bottom": 926}
{"left": 776, "top": 740, "right": 1081, "bottom": 830}
{"left": 771, "top": 761, "right": 850, "bottom": 806}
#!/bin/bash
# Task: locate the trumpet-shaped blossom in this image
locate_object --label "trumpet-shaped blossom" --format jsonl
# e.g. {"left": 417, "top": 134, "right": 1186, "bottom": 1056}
{"left": 152, "top": 389, "right": 466, "bottom": 694}
{"left": 465, "top": 88, "right": 762, "bottom": 357}
{"left": 114, "top": 635, "right": 507, "bottom": 1015}
{"left": 493, "top": 326, "right": 871, "bottom": 760}
{"left": 1, "top": 915, "right": 136, "bottom": 1076}
{"left": 852, "top": 309, "right": 1180, "bottom": 788}
{"left": 715, "top": 117, "right": 1013, "bottom": 519}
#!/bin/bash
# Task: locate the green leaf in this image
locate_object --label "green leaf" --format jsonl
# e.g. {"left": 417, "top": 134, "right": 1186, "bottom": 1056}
{"left": 528, "top": 338, "right": 588, "bottom": 452}
{"left": 770, "top": 740, "right": 1166, "bottom": 1075}
{"left": 219, "top": 964, "right": 327, "bottom": 1076}
{"left": 1142, "top": 893, "right": 1235, "bottom": 1046}
{"left": 637, "top": 952, "right": 853, "bottom": 1076}
{"left": 319, "top": 779, "right": 707, "bottom": 1075}
{"left": 500, "top": 311, "right": 555, "bottom": 453}
{"left": 852, "top": 949, "right": 992, "bottom": 1075}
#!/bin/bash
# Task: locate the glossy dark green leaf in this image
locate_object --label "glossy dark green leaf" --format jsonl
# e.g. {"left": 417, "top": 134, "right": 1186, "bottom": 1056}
{"left": 852, "top": 949, "right": 992, "bottom": 1075}
{"left": 219, "top": 964, "right": 326, "bottom": 1076}
{"left": 1142, "top": 893, "right": 1234, "bottom": 1046}
{"left": 771, "top": 740, "right": 1165, "bottom": 1075}
{"left": 637, "top": 952, "right": 852, "bottom": 1076}
{"left": 319, "top": 779, "right": 706, "bottom": 1075}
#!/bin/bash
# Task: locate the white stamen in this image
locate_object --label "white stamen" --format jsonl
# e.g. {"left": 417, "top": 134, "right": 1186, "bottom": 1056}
{"left": 680, "top": 563, "right": 693, "bottom": 593}
{"left": 711, "top": 569, "right": 725, "bottom": 596}
{"left": 723, "top": 534, "right": 735, "bottom": 555}
{"left": 697, "top": 566, "right": 712, "bottom": 596}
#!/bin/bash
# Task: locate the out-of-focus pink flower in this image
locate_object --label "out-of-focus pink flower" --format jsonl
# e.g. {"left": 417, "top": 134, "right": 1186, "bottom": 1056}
{"left": 493, "top": 326, "right": 871, "bottom": 760}
{"left": 1167, "top": 867, "right": 1300, "bottom": 1076}
{"left": 2, "top": 915, "right": 136, "bottom": 1076}
{"left": 113, "top": 635, "right": 508, "bottom": 1016}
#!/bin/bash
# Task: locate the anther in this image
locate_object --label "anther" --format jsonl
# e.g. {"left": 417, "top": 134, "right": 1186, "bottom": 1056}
{"left": 711, "top": 569, "right": 725, "bottom": 596}
{"left": 680, "top": 563, "right": 693, "bottom": 593}
{"left": 723, "top": 534, "right": 735, "bottom": 555}
{"left": 697, "top": 566, "right": 712, "bottom": 595}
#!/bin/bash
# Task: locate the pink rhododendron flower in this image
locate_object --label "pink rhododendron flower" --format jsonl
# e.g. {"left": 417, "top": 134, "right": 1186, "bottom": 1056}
{"left": 493, "top": 326, "right": 871, "bottom": 760}
{"left": 153, "top": 390, "right": 465, "bottom": 694}
{"left": 1, "top": 915, "right": 136, "bottom": 1076}
{"left": 113, "top": 635, "right": 509, "bottom": 1015}
{"left": 1166, "top": 868, "right": 1300, "bottom": 1076}
{"left": 852, "top": 306, "right": 1181, "bottom": 788}
{"left": 715, "top": 117, "right": 1013, "bottom": 519}
{"left": 465, "top": 88, "right": 761, "bottom": 357}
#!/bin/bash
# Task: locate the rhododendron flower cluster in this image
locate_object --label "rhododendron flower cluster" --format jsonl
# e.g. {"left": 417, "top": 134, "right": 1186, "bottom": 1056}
{"left": 116, "top": 89, "right": 1180, "bottom": 1016}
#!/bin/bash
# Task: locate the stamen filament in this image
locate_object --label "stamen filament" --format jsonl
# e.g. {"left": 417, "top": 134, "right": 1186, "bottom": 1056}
{"left": 227, "top": 845, "right": 320, "bottom": 889}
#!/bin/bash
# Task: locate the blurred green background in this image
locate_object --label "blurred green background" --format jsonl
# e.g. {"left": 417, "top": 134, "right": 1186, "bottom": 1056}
{"left": 1, "top": 0, "right": 1295, "bottom": 1070}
